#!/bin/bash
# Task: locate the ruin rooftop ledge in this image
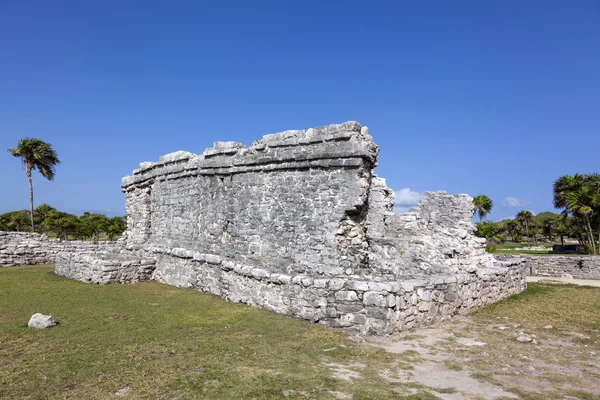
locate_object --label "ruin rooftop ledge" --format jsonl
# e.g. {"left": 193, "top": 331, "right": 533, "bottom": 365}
{"left": 123, "top": 121, "right": 372, "bottom": 183}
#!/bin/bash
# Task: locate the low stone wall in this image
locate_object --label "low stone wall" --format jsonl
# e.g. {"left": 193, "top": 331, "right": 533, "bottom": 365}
{"left": 495, "top": 254, "right": 600, "bottom": 279}
{"left": 112, "top": 248, "right": 524, "bottom": 334}
{"left": 0, "top": 231, "right": 120, "bottom": 267}
{"left": 55, "top": 251, "right": 156, "bottom": 284}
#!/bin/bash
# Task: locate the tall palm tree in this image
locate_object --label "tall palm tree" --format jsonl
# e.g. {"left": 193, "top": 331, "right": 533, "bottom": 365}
{"left": 8, "top": 138, "right": 61, "bottom": 232}
{"left": 472, "top": 194, "right": 493, "bottom": 222}
{"left": 553, "top": 174, "right": 585, "bottom": 209}
{"left": 553, "top": 173, "right": 600, "bottom": 253}
{"left": 566, "top": 186, "right": 600, "bottom": 254}
{"left": 516, "top": 210, "right": 534, "bottom": 242}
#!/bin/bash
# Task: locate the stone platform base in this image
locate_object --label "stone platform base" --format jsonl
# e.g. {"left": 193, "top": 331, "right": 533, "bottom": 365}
{"left": 55, "top": 251, "right": 156, "bottom": 284}
{"left": 55, "top": 249, "right": 525, "bottom": 334}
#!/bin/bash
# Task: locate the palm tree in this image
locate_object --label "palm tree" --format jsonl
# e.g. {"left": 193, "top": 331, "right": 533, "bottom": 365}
{"left": 553, "top": 174, "right": 585, "bottom": 209}
{"left": 8, "top": 138, "right": 61, "bottom": 232}
{"left": 472, "top": 194, "right": 493, "bottom": 222}
{"left": 504, "top": 219, "right": 521, "bottom": 242}
{"left": 553, "top": 173, "right": 600, "bottom": 254}
{"left": 516, "top": 210, "right": 534, "bottom": 242}
{"left": 566, "top": 186, "right": 600, "bottom": 254}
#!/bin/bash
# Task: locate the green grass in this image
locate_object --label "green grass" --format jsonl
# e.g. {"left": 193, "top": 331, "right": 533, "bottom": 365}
{"left": 475, "top": 283, "right": 600, "bottom": 330}
{"left": 0, "top": 265, "right": 431, "bottom": 400}
{"left": 493, "top": 241, "right": 600, "bottom": 256}
{"left": 495, "top": 242, "right": 554, "bottom": 250}
{"left": 2, "top": 267, "right": 599, "bottom": 399}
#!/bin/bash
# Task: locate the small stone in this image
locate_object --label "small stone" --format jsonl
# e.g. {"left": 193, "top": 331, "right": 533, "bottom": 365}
{"left": 516, "top": 335, "right": 533, "bottom": 343}
{"left": 543, "top": 325, "right": 553, "bottom": 329}
{"left": 115, "top": 387, "right": 131, "bottom": 397}
{"left": 28, "top": 313, "right": 56, "bottom": 329}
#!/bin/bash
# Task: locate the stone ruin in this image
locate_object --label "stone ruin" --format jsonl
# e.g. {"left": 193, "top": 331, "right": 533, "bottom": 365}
{"left": 53, "top": 121, "right": 525, "bottom": 334}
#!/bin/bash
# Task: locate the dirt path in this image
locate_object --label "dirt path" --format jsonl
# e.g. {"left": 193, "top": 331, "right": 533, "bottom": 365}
{"left": 352, "top": 315, "right": 600, "bottom": 399}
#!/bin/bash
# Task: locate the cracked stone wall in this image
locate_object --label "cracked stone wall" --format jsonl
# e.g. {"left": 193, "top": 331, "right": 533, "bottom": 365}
{"left": 54, "top": 121, "right": 526, "bottom": 334}
{"left": 121, "top": 121, "right": 378, "bottom": 278}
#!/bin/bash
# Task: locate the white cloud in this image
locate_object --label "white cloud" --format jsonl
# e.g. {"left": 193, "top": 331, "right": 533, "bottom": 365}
{"left": 503, "top": 197, "right": 532, "bottom": 208}
{"left": 393, "top": 188, "right": 422, "bottom": 213}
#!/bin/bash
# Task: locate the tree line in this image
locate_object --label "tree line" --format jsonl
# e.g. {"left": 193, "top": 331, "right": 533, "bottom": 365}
{"left": 0, "top": 204, "right": 127, "bottom": 241}
{"left": 473, "top": 173, "right": 600, "bottom": 254}
{"left": 7, "top": 138, "right": 126, "bottom": 240}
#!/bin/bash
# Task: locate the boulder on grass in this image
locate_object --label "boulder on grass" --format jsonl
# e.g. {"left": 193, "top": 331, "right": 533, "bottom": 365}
{"left": 28, "top": 313, "right": 56, "bottom": 329}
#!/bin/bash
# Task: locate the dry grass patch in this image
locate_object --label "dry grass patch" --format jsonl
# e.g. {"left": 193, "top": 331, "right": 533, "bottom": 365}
{"left": 475, "top": 283, "right": 600, "bottom": 331}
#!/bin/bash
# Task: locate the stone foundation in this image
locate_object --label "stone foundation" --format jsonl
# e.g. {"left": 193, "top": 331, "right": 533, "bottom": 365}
{"left": 54, "top": 121, "right": 526, "bottom": 334}
{"left": 55, "top": 251, "right": 156, "bottom": 284}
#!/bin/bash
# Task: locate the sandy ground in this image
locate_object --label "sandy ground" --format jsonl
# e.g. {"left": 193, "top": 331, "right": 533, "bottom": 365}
{"left": 329, "top": 313, "right": 600, "bottom": 400}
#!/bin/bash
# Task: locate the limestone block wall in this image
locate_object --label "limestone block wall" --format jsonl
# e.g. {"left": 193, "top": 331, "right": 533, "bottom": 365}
{"left": 495, "top": 254, "right": 600, "bottom": 279}
{"left": 55, "top": 251, "right": 156, "bottom": 284}
{"left": 53, "top": 121, "right": 526, "bottom": 334}
{"left": 145, "top": 247, "right": 525, "bottom": 334}
{"left": 369, "top": 189, "right": 497, "bottom": 277}
{"left": 121, "top": 121, "right": 379, "bottom": 277}
{"left": 0, "top": 231, "right": 121, "bottom": 267}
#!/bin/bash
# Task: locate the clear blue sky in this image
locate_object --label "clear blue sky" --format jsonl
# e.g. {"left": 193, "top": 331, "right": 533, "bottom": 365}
{"left": 1, "top": 1, "right": 599, "bottom": 220}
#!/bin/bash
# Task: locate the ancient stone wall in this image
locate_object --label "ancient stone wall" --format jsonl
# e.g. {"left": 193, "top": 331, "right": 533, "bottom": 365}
{"left": 121, "top": 121, "right": 378, "bottom": 277}
{"left": 54, "top": 122, "right": 526, "bottom": 334}
{"left": 55, "top": 251, "right": 156, "bottom": 284}
{"left": 496, "top": 254, "right": 600, "bottom": 279}
{"left": 0, "top": 231, "right": 120, "bottom": 267}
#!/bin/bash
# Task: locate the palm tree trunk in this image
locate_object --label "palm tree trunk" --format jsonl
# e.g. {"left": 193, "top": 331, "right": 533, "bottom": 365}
{"left": 27, "top": 168, "right": 35, "bottom": 232}
{"left": 584, "top": 216, "right": 596, "bottom": 255}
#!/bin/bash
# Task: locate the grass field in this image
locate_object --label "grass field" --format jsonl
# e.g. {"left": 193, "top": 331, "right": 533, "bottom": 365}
{"left": 0, "top": 265, "right": 417, "bottom": 399}
{"left": 1, "top": 265, "right": 599, "bottom": 399}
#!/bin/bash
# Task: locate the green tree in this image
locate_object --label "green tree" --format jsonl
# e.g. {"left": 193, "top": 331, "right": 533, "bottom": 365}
{"left": 34, "top": 203, "right": 57, "bottom": 233}
{"left": 106, "top": 216, "right": 127, "bottom": 240}
{"left": 534, "top": 212, "right": 560, "bottom": 242}
{"left": 0, "top": 210, "right": 30, "bottom": 232}
{"left": 553, "top": 173, "right": 600, "bottom": 254}
{"left": 503, "top": 219, "right": 522, "bottom": 242}
{"left": 42, "top": 210, "right": 78, "bottom": 239}
{"left": 472, "top": 194, "right": 493, "bottom": 222}
{"left": 8, "top": 138, "right": 61, "bottom": 231}
{"left": 78, "top": 212, "right": 109, "bottom": 241}
{"left": 565, "top": 185, "right": 600, "bottom": 254}
{"left": 516, "top": 210, "right": 534, "bottom": 242}
{"left": 474, "top": 221, "right": 504, "bottom": 243}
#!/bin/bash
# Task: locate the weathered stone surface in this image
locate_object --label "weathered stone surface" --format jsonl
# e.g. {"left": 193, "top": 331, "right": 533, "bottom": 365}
{"left": 28, "top": 313, "right": 56, "bottom": 329}
{"left": 50, "top": 122, "right": 526, "bottom": 334}
{"left": 55, "top": 251, "right": 156, "bottom": 284}
{"left": 0, "top": 231, "right": 121, "bottom": 267}
{"left": 495, "top": 254, "right": 600, "bottom": 279}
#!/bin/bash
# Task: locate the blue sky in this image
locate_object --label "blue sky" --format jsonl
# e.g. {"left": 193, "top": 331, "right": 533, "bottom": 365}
{"left": 1, "top": 1, "right": 599, "bottom": 220}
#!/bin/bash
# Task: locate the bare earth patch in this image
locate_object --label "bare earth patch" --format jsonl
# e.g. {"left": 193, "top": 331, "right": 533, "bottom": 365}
{"left": 362, "top": 312, "right": 600, "bottom": 399}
